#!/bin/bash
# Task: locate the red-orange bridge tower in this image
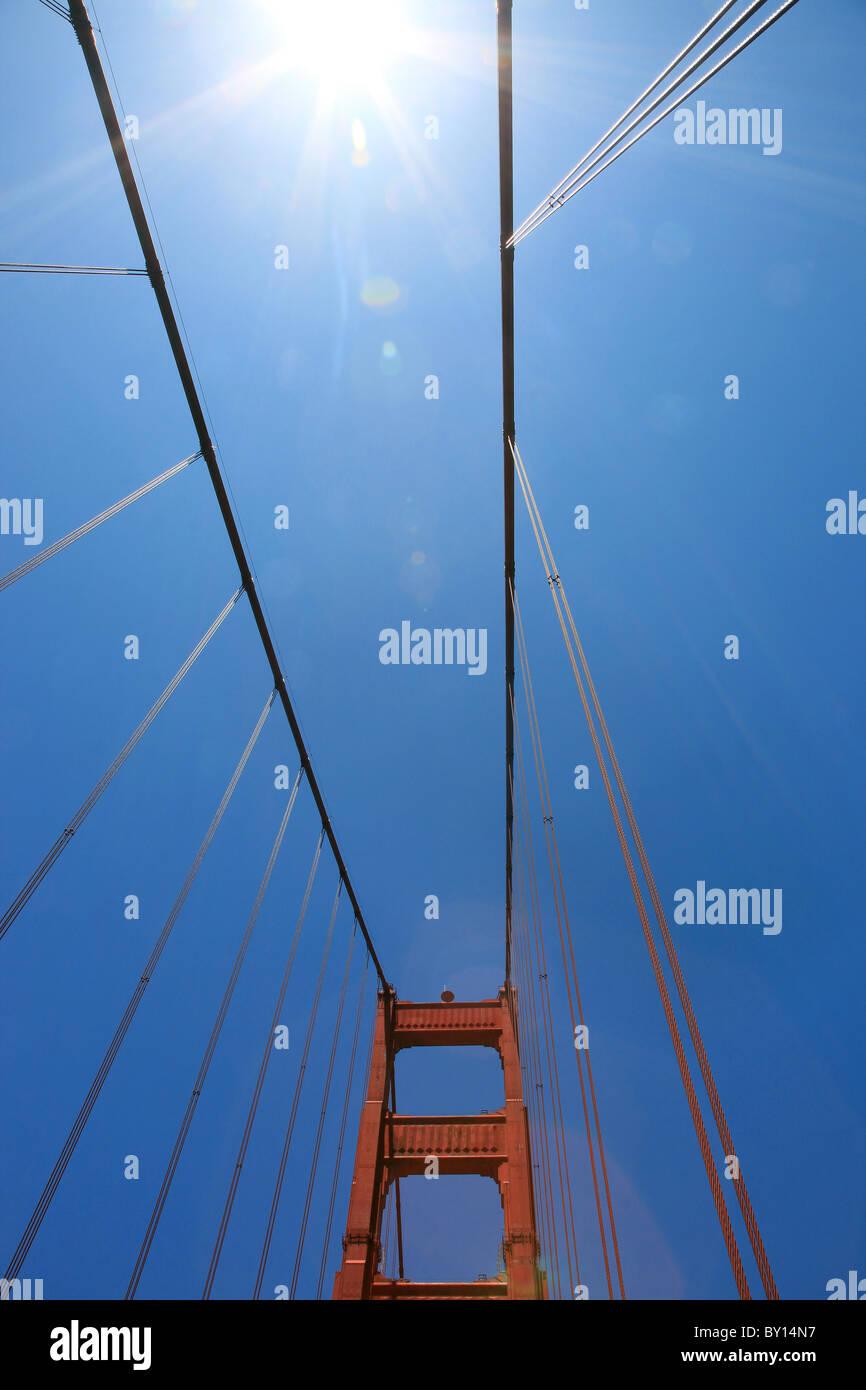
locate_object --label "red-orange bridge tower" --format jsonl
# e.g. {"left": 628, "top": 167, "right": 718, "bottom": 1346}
{"left": 333, "top": 988, "right": 547, "bottom": 1300}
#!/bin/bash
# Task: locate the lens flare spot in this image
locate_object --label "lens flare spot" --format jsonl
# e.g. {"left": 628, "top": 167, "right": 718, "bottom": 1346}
{"left": 155, "top": 0, "right": 198, "bottom": 23}
{"left": 351, "top": 118, "right": 370, "bottom": 166}
{"left": 361, "top": 275, "right": 401, "bottom": 309}
{"left": 651, "top": 222, "right": 693, "bottom": 266}
{"left": 380, "top": 341, "right": 402, "bottom": 375}
{"left": 410, "top": 550, "right": 426, "bottom": 565}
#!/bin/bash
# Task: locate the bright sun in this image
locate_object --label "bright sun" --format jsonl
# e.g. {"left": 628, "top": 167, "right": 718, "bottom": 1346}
{"left": 260, "top": 0, "right": 411, "bottom": 89}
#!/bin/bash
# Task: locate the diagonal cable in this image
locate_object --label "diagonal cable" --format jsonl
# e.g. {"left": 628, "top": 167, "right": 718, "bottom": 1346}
{"left": 510, "top": 0, "right": 800, "bottom": 246}
{"left": 3, "top": 691, "right": 275, "bottom": 1283}
{"left": 253, "top": 881, "right": 341, "bottom": 1299}
{"left": 126, "top": 769, "right": 304, "bottom": 1299}
{"left": 0, "top": 589, "right": 242, "bottom": 943}
{"left": 201, "top": 829, "right": 326, "bottom": 1299}
{"left": 0, "top": 454, "right": 199, "bottom": 593}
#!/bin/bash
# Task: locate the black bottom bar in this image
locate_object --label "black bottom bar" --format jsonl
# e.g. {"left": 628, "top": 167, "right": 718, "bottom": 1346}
{"left": 0, "top": 1297, "right": 859, "bottom": 1373}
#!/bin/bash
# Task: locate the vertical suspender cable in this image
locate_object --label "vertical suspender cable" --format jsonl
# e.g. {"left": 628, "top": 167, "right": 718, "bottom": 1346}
{"left": 514, "top": 0, "right": 743, "bottom": 233}
{"left": 513, "top": 440, "right": 777, "bottom": 1299}
{"left": 253, "top": 881, "right": 341, "bottom": 1299}
{"left": 126, "top": 770, "right": 304, "bottom": 1299}
{"left": 3, "top": 691, "right": 275, "bottom": 1284}
{"left": 511, "top": 440, "right": 751, "bottom": 1299}
{"left": 289, "top": 923, "right": 356, "bottom": 1297}
{"left": 512, "top": 585, "right": 625, "bottom": 1298}
{"left": 511, "top": 827, "right": 556, "bottom": 1293}
{"left": 202, "top": 829, "right": 326, "bottom": 1299}
{"left": 0, "top": 589, "right": 242, "bottom": 943}
{"left": 315, "top": 951, "right": 370, "bottom": 1299}
{"left": 0, "top": 452, "right": 200, "bottom": 592}
{"left": 512, "top": 796, "right": 562, "bottom": 1297}
{"left": 511, "top": 700, "right": 580, "bottom": 1293}
{"left": 508, "top": 0, "right": 801, "bottom": 246}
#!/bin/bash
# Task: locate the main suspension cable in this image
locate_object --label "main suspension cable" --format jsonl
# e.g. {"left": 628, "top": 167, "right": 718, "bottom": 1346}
{"left": 65, "top": 0, "right": 386, "bottom": 985}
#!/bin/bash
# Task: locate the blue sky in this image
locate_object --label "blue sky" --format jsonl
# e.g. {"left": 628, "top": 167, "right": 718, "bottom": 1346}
{"left": 1, "top": 0, "right": 864, "bottom": 1301}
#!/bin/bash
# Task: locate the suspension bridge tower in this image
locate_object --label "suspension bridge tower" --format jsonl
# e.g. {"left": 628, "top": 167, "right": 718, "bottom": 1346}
{"left": 333, "top": 988, "right": 547, "bottom": 1299}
